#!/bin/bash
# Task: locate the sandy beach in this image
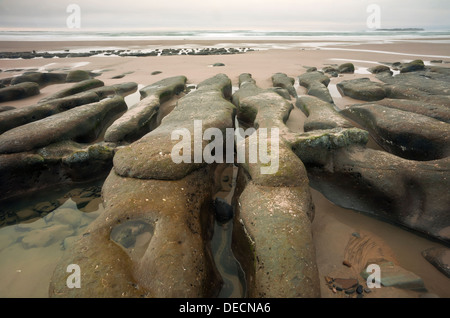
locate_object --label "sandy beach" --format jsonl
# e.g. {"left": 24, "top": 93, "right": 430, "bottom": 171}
{"left": 2, "top": 38, "right": 449, "bottom": 106}
{"left": 0, "top": 37, "right": 449, "bottom": 298}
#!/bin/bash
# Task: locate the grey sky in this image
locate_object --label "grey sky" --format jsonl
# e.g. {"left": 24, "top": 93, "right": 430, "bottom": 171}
{"left": 0, "top": 0, "right": 449, "bottom": 31}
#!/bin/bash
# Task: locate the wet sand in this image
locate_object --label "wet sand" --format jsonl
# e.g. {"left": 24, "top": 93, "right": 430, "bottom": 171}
{"left": 0, "top": 38, "right": 449, "bottom": 298}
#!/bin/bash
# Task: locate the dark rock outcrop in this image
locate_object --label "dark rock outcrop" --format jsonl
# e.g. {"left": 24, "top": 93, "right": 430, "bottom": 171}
{"left": 10, "top": 72, "right": 67, "bottom": 87}
{"left": 0, "top": 82, "right": 40, "bottom": 102}
{"left": 377, "top": 70, "right": 450, "bottom": 97}
{"left": 368, "top": 65, "right": 393, "bottom": 75}
{"left": 39, "top": 79, "right": 104, "bottom": 103}
{"left": 358, "top": 99, "right": 450, "bottom": 123}
{"left": 338, "top": 63, "right": 355, "bottom": 74}
{"left": 400, "top": 59, "right": 425, "bottom": 73}
{"left": 341, "top": 104, "right": 450, "bottom": 161}
{"left": 0, "top": 96, "right": 127, "bottom": 154}
{"left": 0, "top": 106, "right": 15, "bottom": 113}
{"left": 0, "top": 92, "right": 100, "bottom": 134}
{"left": 49, "top": 166, "right": 222, "bottom": 297}
{"left": 0, "top": 141, "right": 115, "bottom": 202}
{"left": 89, "top": 82, "right": 138, "bottom": 99}
{"left": 49, "top": 75, "right": 237, "bottom": 298}
{"left": 336, "top": 78, "right": 386, "bottom": 101}
{"left": 65, "top": 70, "right": 92, "bottom": 82}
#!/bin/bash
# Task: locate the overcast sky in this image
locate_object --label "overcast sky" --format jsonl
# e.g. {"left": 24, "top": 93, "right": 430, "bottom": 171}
{"left": 0, "top": 0, "right": 449, "bottom": 31}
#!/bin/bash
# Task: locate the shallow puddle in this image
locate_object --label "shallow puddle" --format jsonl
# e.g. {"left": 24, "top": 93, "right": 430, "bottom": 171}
{"left": 0, "top": 181, "right": 104, "bottom": 298}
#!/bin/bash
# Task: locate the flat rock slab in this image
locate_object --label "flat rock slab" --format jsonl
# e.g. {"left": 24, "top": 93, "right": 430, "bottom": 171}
{"left": 0, "top": 106, "right": 15, "bottom": 112}
{"left": 337, "top": 78, "right": 386, "bottom": 101}
{"left": 89, "top": 82, "right": 137, "bottom": 99}
{"left": 296, "top": 95, "right": 353, "bottom": 132}
{"left": 422, "top": 247, "right": 450, "bottom": 278}
{"left": 341, "top": 104, "right": 450, "bottom": 161}
{"left": 234, "top": 182, "right": 319, "bottom": 298}
{"left": 0, "top": 96, "right": 127, "bottom": 154}
{"left": 305, "top": 82, "right": 334, "bottom": 104}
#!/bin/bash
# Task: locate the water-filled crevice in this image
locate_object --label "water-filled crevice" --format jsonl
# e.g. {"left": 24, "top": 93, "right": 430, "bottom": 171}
{"left": 211, "top": 164, "right": 246, "bottom": 298}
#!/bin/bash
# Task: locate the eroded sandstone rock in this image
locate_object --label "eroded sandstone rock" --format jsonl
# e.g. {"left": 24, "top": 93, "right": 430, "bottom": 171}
{"left": 0, "top": 96, "right": 127, "bottom": 154}
{"left": 0, "top": 82, "right": 40, "bottom": 102}
{"left": 113, "top": 74, "right": 235, "bottom": 180}
{"left": 337, "top": 78, "right": 386, "bottom": 101}
{"left": 341, "top": 104, "right": 450, "bottom": 161}
{"left": 104, "top": 76, "right": 186, "bottom": 143}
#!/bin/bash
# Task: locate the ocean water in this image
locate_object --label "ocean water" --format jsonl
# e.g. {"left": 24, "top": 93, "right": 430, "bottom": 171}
{"left": 1, "top": 29, "right": 450, "bottom": 42}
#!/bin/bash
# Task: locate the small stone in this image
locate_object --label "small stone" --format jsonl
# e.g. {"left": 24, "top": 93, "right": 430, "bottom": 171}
{"left": 343, "top": 260, "right": 352, "bottom": 267}
{"left": 214, "top": 197, "right": 234, "bottom": 224}
{"left": 352, "top": 232, "right": 361, "bottom": 238}
{"left": 364, "top": 288, "right": 372, "bottom": 293}
{"left": 212, "top": 63, "right": 225, "bottom": 67}
{"left": 332, "top": 287, "right": 337, "bottom": 293}
{"left": 324, "top": 276, "right": 334, "bottom": 284}
{"left": 345, "top": 288, "right": 356, "bottom": 295}
{"left": 338, "top": 63, "right": 355, "bottom": 74}
{"left": 151, "top": 71, "right": 162, "bottom": 75}
{"left": 356, "top": 285, "right": 364, "bottom": 294}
